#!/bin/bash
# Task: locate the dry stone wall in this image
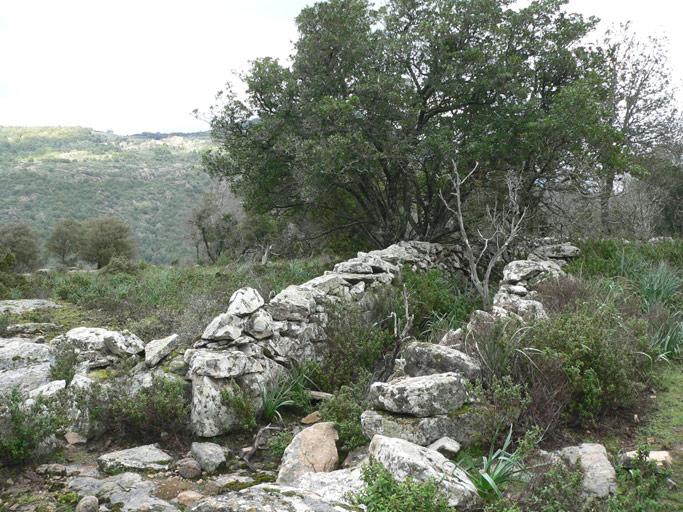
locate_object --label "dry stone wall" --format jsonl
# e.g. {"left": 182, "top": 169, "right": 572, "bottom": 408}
{"left": 187, "top": 241, "right": 462, "bottom": 437}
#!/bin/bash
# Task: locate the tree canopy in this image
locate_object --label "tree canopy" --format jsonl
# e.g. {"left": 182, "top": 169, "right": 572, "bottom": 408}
{"left": 205, "top": 0, "right": 625, "bottom": 247}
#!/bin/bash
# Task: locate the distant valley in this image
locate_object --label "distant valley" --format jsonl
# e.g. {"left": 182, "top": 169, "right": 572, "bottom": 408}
{"left": 0, "top": 126, "right": 228, "bottom": 264}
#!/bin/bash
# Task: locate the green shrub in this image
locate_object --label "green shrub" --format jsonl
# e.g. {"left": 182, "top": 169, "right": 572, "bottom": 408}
{"left": 607, "top": 448, "right": 671, "bottom": 512}
{"left": 109, "top": 376, "right": 190, "bottom": 439}
{"left": 267, "top": 430, "right": 294, "bottom": 459}
{"left": 354, "top": 462, "right": 452, "bottom": 512}
{"left": 402, "top": 268, "right": 480, "bottom": 339}
{"left": 49, "top": 347, "right": 78, "bottom": 384}
{"left": 470, "top": 376, "right": 531, "bottom": 445}
{"left": 221, "top": 382, "right": 257, "bottom": 431}
{"left": 0, "top": 389, "right": 66, "bottom": 465}
{"left": 260, "top": 367, "right": 313, "bottom": 423}
{"left": 512, "top": 464, "right": 587, "bottom": 512}
{"left": 319, "top": 381, "right": 368, "bottom": 453}
{"left": 312, "top": 302, "right": 394, "bottom": 393}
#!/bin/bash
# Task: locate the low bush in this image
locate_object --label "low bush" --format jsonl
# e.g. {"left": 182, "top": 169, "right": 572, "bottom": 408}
{"left": 312, "top": 302, "right": 394, "bottom": 393}
{"left": 469, "top": 297, "right": 656, "bottom": 432}
{"left": 49, "top": 347, "right": 79, "bottom": 384}
{"left": 608, "top": 448, "right": 671, "bottom": 512}
{"left": 108, "top": 376, "right": 191, "bottom": 440}
{"left": 221, "top": 381, "right": 257, "bottom": 431}
{"left": 354, "top": 462, "right": 452, "bottom": 512}
{"left": 267, "top": 430, "right": 294, "bottom": 459}
{"left": 319, "top": 381, "right": 368, "bottom": 453}
{"left": 0, "top": 389, "right": 66, "bottom": 465}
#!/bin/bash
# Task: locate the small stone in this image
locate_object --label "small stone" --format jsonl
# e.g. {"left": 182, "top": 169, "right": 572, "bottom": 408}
{"left": 308, "top": 390, "right": 334, "bottom": 401}
{"left": 36, "top": 463, "right": 67, "bottom": 476}
{"left": 427, "top": 437, "right": 461, "bottom": 458}
{"left": 176, "top": 490, "right": 204, "bottom": 507}
{"left": 191, "top": 442, "right": 227, "bottom": 474}
{"left": 176, "top": 457, "right": 202, "bottom": 479}
{"left": 74, "top": 495, "right": 98, "bottom": 512}
{"left": 622, "top": 450, "right": 672, "bottom": 468}
{"left": 301, "top": 411, "right": 322, "bottom": 425}
{"left": 65, "top": 431, "right": 87, "bottom": 445}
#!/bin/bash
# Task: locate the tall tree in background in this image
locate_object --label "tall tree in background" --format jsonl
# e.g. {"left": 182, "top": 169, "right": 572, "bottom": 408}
{"left": 205, "top": 0, "right": 622, "bottom": 248}
{"left": 47, "top": 219, "right": 84, "bottom": 265}
{"left": 80, "top": 217, "right": 135, "bottom": 269}
{"left": 598, "top": 24, "right": 678, "bottom": 233}
{"left": 0, "top": 223, "right": 40, "bottom": 272}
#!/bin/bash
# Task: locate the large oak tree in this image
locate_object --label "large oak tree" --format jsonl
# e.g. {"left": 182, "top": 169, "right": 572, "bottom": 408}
{"left": 205, "top": 0, "right": 623, "bottom": 247}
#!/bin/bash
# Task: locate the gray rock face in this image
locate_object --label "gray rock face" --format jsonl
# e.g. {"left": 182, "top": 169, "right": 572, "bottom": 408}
{"left": 190, "top": 376, "right": 235, "bottom": 437}
{"left": 368, "top": 373, "right": 469, "bottom": 417}
{"left": 0, "top": 299, "right": 60, "bottom": 314}
{"left": 0, "top": 338, "right": 53, "bottom": 371}
{"left": 0, "top": 362, "right": 52, "bottom": 394}
{"left": 191, "top": 484, "right": 353, "bottom": 512}
{"left": 277, "top": 422, "right": 339, "bottom": 486}
{"left": 145, "top": 333, "right": 180, "bottom": 367}
{"left": 176, "top": 457, "right": 202, "bottom": 479}
{"left": 267, "top": 285, "right": 324, "bottom": 321}
{"left": 244, "top": 309, "right": 274, "bottom": 339}
{"left": 97, "top": 444, "right": 173, "bottom": 474}
{"left": 74, "top": 496, "right": 99, "bottom": 512}
{"left": 530, "top": 243, "right": 580, "bottom": 261}
{"left": 369, "top": 435, "right": 479, "bottom": 509}
{"left": 427, "top": 437, "right": 461, "bottom": 458}
{"left": 558, "top": 443, "right": 617, "bottom": 498}
{"left": 403, "top": 342, "right": 481, "bottom": 379}
{"left": 226, "top": 287, "right": 265, "bottom": 317}
{"left": 493, "top": 292, "right": 548, "bottom": 321}
{"left": 191, "top": 442, "right": 227, "bottom": 474}
{"left": 102, "top": 330, "right": 144, "bottom": 356}
{"left": 201, "top": 313, "right": 245, "bottom": 341}
{"left": 502, "top": 259, "right": 564, "bottom": 285}
{"left": 68, "top": 472, "right": 177, "bottom": 512}
{"left": 361, "top": 409, "right": 481, "bottom": 447}
{"left": 185, "top": 349, "right": 266, "bottom": 379}
{"left": 295, "top": 467, "right": 365, "bottom": 504}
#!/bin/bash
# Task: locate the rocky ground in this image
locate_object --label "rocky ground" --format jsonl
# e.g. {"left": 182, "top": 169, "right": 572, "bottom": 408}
{"left": 0, "top": 240, "right": 679, "bottom": 511}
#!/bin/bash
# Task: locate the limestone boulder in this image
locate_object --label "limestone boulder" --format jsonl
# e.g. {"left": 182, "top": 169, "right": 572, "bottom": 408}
{"left": 97, "top": 444, "right": 173, "bottom": 474}
{"left": 144, "top": 334, "right": 180, "bottom": 367}
{"left": 267, "top": 285, "right": 324, "bottom": 322}
{"left": 0, "top": 299, "right": 60, "bottom": 314}
{"left": 191, "top": 484, "right": 352, "bottom": 512}
{"left": 558, "top": 443, "right": 617, "bottom": 498}
{"left": 227, "top": 287, "right": 265, "bottom": 317}
{"left": 191, "top": 442, "right": 227, "bottom": 474}
{"left": 403, "top": 342, "right": 481, "bottom": 379}
{"left": 368, "top": 372, "right": 469, "bottom": 417}
{"left": 201, "top": 313, "right": 244, "bottom": 341}
{"left": 502, "top": 259, "right": 564, "bottom": 285}
{"left": 361, "top": 409, "right": 481, "bottom": 447}
{"left": 276, "top": 422, "right": 339, "bottom": 486}
{"left": 369, "top": 435, "right": 479, "bottom": 509}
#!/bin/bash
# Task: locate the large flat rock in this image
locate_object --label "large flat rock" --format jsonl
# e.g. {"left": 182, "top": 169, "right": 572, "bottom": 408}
{"left": 369, "top": 435, "right": 479, "bottom": 509}
{"left": 367, "top": 372, "right": 469, "bottom": 417}
{"left": 403, "top": 342, "right": 480, "bottom": 379}
{"left": 0, "top": 299, "right": 60, "bottom": 314}
{"left": 97, "top": 444, "right": 173, "bottom": 474}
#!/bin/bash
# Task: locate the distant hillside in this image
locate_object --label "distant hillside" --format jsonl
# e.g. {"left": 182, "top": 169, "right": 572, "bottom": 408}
{"left": 0, "top": 126, "right": 231, "bottom": 264}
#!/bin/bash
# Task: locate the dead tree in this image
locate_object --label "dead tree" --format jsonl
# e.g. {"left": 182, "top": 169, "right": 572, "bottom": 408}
{"left": 440, "top": 162, "right": 527, "bottom": 307}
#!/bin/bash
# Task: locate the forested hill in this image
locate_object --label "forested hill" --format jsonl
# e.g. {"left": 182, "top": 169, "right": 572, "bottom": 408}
{"left": 0, "top": 126, "right": 217, "bottom": 264}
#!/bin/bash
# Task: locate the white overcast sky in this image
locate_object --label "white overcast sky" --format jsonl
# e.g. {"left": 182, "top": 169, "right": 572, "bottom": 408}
{"left": 1, "top": 0, "right": 682, "bottom": 135}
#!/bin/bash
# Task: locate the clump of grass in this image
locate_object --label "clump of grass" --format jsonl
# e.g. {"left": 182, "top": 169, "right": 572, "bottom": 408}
{"left": 260, "top": 366, "right": 314, "bottom": 423}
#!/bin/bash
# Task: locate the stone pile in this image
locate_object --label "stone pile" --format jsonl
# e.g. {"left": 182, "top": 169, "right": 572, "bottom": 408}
{"left": 187, "top": 241, "right": 462, "bottom": 437}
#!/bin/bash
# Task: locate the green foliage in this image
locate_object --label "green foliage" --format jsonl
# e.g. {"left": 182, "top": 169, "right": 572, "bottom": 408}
{"left": 267, "top": 430, "right": 294, "bottom": 460}
{"left": 354, "top": 462, "right": 452, "bottom": 512}
{"left": 0, "top": 222, "right": 40, "bottom": 272}
{"left": 47, "top": 219, "right": 84, "bottom": 265}
{"left": 0, "top": 248, "right": 28, "bottom": 299}
{"left": 260, "top": 367, "right": 313, "bottom": 423}
{"left": 221, "top": 382, "right": 257, "bottom": 431}
{"left": 312, "top": 301, "right": 394, "bottom": 393}
{"left": 471, "top": 376, "right": 531, "bottom": 445}
{"left": 0, "top": 127, "right": 216, "bottom": 264}
{"left": 459, "top": 428, "right": 535, "bottom": 502}
{"left": 319, "top": 382, "right": 368, "bottom": 453}
{"left": 206, "top": 0, "right": 622, "bottom": 247}
{"left": 402, "top": 269, "right": 480, "bottom": 338}
{"left": 79, "top": 217, "right": 136, "bottom": 268}
{"left": 0, "top": 389, "right": 66, "bottom": 465}
{"left": 108, "top": 376, "right": 190, "bottom": 439}
{"left": 607, "top": 448, "right": 671, "bottom": 512}
{"left": 49, "top": 347, "right": 78, "bottom": 384}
